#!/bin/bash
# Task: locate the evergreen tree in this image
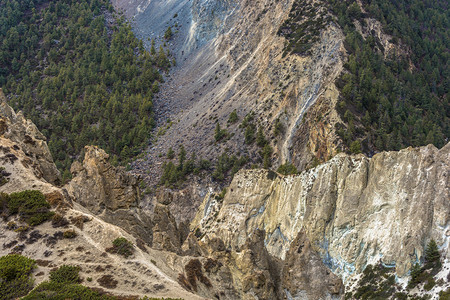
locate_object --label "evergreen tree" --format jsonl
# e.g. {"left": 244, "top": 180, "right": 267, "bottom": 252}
{"left": 167, "top": 147, "right": 174, "bottom": 159}
{"left": 214, "top": 122, "right": 226, "bottom": 142}
{"left": 256, "top": 126, "right": 267, "bottom": 147}
{"left": 424, "top": 239, "right": 441, "bottom": 269}
{"left": 228, "top": 110, "right": 238, "bottom": 124}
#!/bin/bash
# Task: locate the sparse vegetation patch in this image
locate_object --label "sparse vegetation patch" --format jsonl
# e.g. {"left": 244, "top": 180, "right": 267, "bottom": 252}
{"left": 1, "top": 190, "right": 54, "bottom": 226}
{"left": 106, "top": 237, "right": 134, "bottom": 258}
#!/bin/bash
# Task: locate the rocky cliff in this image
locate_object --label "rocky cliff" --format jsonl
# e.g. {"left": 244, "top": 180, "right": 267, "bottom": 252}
{"left": 0, "top": 89, "right": 61, "bottom": 188}
{"left": 0, "top": 96, "right": 203, "bottom": 299}
{"left": 66, "top": 146, "right": 154, "bottom": 244}
{"left": 190, "top": 143, "right": 450, "bottom": 297}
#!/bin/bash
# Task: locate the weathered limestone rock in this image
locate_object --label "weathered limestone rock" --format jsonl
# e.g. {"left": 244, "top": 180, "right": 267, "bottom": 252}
{"left": 193, "top": 143, "right": 450, "bottom": 287}
{"left": 68, "top": 146, "right": 139, "bottom": 213}
{"left": 66, "top": 146, "right": 153, "bottom": 244}
{"left": 152, "top": 201, "right": 183, "bottom": 253}
{"left": 282, "top": 230, "right": 344, "bottom": 299}
{"left": 236, "top": 229, "right": 282, "bottom": 300}
{"left": 0, "top": 88, "right": 61, "bottom": 186}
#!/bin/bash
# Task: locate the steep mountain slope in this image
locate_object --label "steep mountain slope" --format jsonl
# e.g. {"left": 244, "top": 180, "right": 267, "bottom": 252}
{"left": 127, "top": 0, "right": 346, "bottom": 186}
{"left": 0, "top": 90, "right": 203, "bottom": 299}
{"left": 124, "top": 0, "right": 448, "bottom": 192}
{"left": 1, "top": 85, "right": 449, "bottom": 299}
{"left": 1, "top": 0, "right": 448, "bottom": 299}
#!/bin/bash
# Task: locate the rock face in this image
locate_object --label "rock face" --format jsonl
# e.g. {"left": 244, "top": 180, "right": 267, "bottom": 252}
{"left": 68, "top": 146, "right": 140, "bottom": 214}
{"left": 192, "top": 143, "right": 450, "bottom": 292}
{"left": 0, "top": 88, "right": 61, "bottom": 186}
{"left": 66, "top": 146, "right": 154, "bottom": 244}
{"left": 282, "top": 230, "right": 344, "bottom": 299}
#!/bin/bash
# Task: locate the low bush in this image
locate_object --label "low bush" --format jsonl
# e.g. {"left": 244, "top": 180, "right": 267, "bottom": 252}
{"left": 23, "top": 263, "right": 116, "bottom": 300}
{"left": 63, "top": 229, "right": 77, "bottom": 239}
{"left": 228, "top": 110, "right": 238, "bottom": 124}
{"left": 353, "top": 263, "right": 397, "bottom": 299}
{"left": 0, "top": 254, "right": 36, "bottom": 299}
{"left": 277, "top": 162, "right": 298, "bottom": 175}
{"left": 52, "top": 213, "right": 69, "bottom": 228}
{"left": 49, "top": 265, "right": 81, "bottom": 284}
{"left": 97, "top": 274, "right": 118, "bottom": 289}
{"left": 439, "top": 288, "right": 450, "bottom": 300}
{"left": 107, "top": 237, "right": 134, "bottom": 258}
{"left": 6, "top": 190, "right": 54, "bottom": 226}
{"left": 23, "top": 280, "right": 116, "bottom": 300}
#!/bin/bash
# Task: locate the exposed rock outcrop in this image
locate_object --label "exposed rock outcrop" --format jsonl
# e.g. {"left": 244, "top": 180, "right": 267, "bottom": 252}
{"left": 66, "top": 146, "right": 153, "bottom": 244}
{"left": 192, "top": 143, "right": 450, "bottom": 294}
{"left": 0, "top": 88, "right": 61, "bottom": 186}
{"left": 68, "top": 146, "right": 140, "bottom": 213}
{"left": 66, "top": 147, "right": 190, "bottom": 250}
{"left": 282, "top": 230, "right": 344, "bottom": 299}
{"left": 151, "top": 190, "right": 188, "bottom": 253}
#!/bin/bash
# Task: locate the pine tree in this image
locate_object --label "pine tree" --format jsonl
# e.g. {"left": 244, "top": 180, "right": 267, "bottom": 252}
{"left": 262, "top": 144, "right": 273, "bottom": 169}
{"left": 178, "top": 145, "right": 186, "bottom": 170}
{"left": 244, "top": 124, "right": 255, "bottom": 144}
{"left": 273, "top": 118, "right": 284, "bottom": 136}
{"left": 150, "top": 39, "right": 156, "bottom": 55}
{"left": 228, "top": 110, "right": 238, "bottom": 124}
{"left": 256, "top": 126, "right": 267, "bottom": 147}
{"left": 164, "top": 26, "right": 173, "bottom": 40}
{"left": 424, "top": 239, "right": 441, "bottom": 270}
{"left": 167, "top": 147, "right": 174, "bottom": 159}
{"left": 214, "top": 123, "right": 226, "bottom": 142}
{"left": 408, "top": 262, "right": 422, "bottom": 287}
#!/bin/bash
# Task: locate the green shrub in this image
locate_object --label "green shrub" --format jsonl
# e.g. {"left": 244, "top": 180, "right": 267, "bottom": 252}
{"left": 23, "top": 280, "right": 116, "bottom": 300}
{"left": 273, "top": 118, "right": 284, "bottom": 136}
{"left": 49, "top": 265, "right": 81, "bottom": 284}
{"left": 0, "top": 192, "right": 10, "bottom": 218}
{"left": 214, "top": 188, "right": 227, "bottom": 201}
{"left": 424, "top": 277, "right": 436, "bottom": 291}
{"left": 262, "top": 144, "right": 273, "bottom": 169}
{"left": 353, "top": 263, "right": 397, "bottom": 298}
{"left": 244, "top": 124, "right": 256, "bottom": 144}
{"left": 164, "top": 26, "right": 173, "bottom": 40}
{"left": 108, "top": 237, "right": 134, "bottom": 258}
{"left": 167, "top": 147, "right": 175, "bottom": 159}
{"left": 256, "top": 126, "right": 267, "bottom": 147}
{"left": 439, "top": 288, "right": 450, "bottom": 300}
{"left": 0, "top": 254, "right": 36, "bottom": 299}
{"left": 350, "top": 140, "right": 362, "bottom": 154}
{"left": 8, "top": 190, "right": 54, "bottom": 226}
{"left": 277, "top": 162, "right": 298, "bottom": 175}
{"left": 63, "top": 229, "right": 77, "bottom": 239}
{"left": 214, "top": 123, "right": 227, "bottom": 142}
{"left": 23, "top": 263, "right": 117, "bottom": 300}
